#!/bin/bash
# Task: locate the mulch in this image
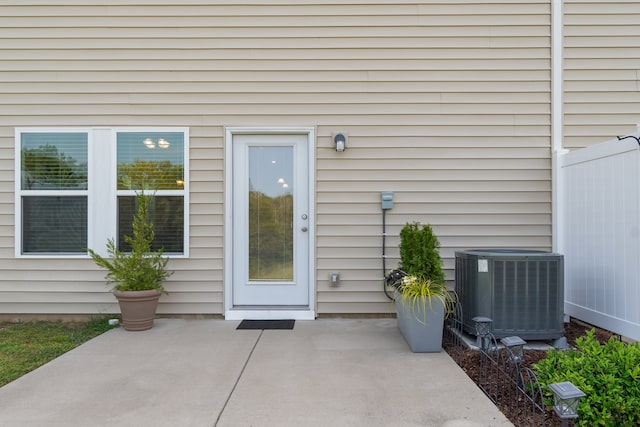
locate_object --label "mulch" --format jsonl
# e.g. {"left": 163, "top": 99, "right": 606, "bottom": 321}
{"left": 445, "top": 319, "right": 615, "bottom": 427}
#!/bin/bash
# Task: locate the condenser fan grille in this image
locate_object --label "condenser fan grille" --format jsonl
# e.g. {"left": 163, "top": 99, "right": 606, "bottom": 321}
{"left": 455, "top": 250, "right": 564, "bottom": 340}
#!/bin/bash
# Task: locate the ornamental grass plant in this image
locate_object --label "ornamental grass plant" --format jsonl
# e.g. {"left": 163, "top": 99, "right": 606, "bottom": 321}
{"left": 394, "top": 274, "right": 456, "bottom": 324}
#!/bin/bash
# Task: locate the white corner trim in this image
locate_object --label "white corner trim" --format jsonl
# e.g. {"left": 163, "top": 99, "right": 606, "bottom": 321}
{"left": 551, "top": 0, "right": 564, "bottom": 254}
{"left": 552, "top": 0, "right": 564, "bottom": 154}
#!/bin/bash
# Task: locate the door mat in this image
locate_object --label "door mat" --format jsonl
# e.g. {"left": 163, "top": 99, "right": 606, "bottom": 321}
{"left": 236, "top": 320, "right": 295, "bottom": 330}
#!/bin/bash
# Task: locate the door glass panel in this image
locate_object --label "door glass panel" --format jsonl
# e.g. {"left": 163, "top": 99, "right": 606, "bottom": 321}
{"left": 248, "top": 146, "right": 294, "bottom": 281}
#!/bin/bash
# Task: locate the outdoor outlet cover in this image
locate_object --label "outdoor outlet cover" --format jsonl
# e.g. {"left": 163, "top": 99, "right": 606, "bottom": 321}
{"left": 330, "top": 272, "right": 340, "bottom": 286}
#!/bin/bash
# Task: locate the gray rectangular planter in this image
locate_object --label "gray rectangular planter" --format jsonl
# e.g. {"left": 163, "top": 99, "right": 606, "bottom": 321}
{"left": 395, "top": 295, "right": 445, "bottom": 353}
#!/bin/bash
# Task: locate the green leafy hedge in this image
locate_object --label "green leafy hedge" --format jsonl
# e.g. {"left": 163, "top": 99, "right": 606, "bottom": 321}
{"left": 534, "top": 330, "right": 640, "bottom": 426}
{"left": 398, "top": 222, "right": 445, "bottom": 284}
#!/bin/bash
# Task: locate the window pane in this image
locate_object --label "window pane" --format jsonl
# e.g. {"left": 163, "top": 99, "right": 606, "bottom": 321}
{"left": 118, "top": 196, "right": 184, "bottom": 253}
{"left": 21, "top": 133, "right": 88, "bottom": 190}
{"left": 117, "top": 132, "right": 184, "bottom": 190}
{"left": 22, "top": 196, "right": 87, "bottom": 253}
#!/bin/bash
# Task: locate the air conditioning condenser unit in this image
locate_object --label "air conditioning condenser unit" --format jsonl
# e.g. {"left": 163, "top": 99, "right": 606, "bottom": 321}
{"left": 455, "top": 249, "right": 564, "bottom": 340}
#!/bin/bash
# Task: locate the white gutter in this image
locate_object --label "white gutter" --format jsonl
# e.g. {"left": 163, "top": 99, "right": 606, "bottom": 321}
{"left": 551, "top": 0, "right": 567, "bottom": 254}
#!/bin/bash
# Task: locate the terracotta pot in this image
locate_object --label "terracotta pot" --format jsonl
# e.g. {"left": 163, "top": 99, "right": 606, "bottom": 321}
{"left": 113, "top": 289, "right": 162, "bottom": 331}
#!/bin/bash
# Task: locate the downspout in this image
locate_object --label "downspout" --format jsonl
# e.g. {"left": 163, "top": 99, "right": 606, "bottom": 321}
{"left": 551, "top": 0, "right": 567, "bottom": 254}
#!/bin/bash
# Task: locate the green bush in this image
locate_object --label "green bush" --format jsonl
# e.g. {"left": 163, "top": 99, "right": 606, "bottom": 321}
{"left": 399, "top": 222, "right": 445, "bottom": 284}
{"left": 88, "top": 192, "right": 172, "bottom": 293}
{"left": 533, "top": 330, "right": 640, "bottom": 426}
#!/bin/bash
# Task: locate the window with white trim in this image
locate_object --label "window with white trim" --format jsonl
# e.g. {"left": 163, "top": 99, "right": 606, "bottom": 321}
{"left": 16, "top": 128, "right": 188, "bottom": 257}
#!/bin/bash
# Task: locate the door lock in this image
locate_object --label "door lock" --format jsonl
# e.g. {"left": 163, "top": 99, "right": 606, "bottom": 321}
{"left": 301, "top": 227, "right": 308, "bottom": 232}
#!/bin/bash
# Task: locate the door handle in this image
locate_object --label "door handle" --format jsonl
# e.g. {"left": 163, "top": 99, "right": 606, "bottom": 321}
{"left": 301, "top": 227, "right": 308, "bottom": 232}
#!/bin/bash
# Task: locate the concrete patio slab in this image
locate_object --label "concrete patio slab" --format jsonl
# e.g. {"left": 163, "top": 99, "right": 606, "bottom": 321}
{"left": 0, "top": 318, "right": 512, "bottom": 427}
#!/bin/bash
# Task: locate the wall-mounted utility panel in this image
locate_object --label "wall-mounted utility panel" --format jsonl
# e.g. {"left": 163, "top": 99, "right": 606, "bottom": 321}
{"left": 381, "top": 192, "right": 394, "bottom": 210}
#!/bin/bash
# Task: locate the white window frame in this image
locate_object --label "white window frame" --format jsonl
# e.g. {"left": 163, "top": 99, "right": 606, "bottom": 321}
{"left": 15, "top": 127, "right": 189, "bottom": 259}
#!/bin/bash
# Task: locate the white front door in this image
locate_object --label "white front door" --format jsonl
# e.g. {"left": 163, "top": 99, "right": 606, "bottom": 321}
{"left": 226, "top": 129, "right": 313, "bottom": 316}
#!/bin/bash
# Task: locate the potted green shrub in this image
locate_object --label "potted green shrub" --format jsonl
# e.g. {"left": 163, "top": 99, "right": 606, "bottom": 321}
{"left": 388, "top": 222, "right": 455, "bottom": 352}
{"left": 399, "top": 221, "right": 446, "bottom": 283}
{"left": 88, "top": 192, "right": 172, "bottom": 331}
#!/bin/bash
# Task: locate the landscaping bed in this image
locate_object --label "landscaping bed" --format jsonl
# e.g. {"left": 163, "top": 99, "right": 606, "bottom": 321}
{"left": 446, "top": 319, "right": 616, "bottom": 426}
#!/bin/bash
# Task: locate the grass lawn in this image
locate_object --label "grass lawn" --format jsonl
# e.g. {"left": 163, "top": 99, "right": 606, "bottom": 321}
{"left": 0, "top": 318, "right": 117, "bottom": 387}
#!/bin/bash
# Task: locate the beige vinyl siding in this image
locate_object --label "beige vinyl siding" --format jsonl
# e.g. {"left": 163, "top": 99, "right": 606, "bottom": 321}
{"left": 0, "top": 1, "right": 551, "bottom": 317}
{"left": 564, "top": 0, "right": 640, "bottom": 149}
{"left": 315, "top": 3, "right": 551, "bottom": 313}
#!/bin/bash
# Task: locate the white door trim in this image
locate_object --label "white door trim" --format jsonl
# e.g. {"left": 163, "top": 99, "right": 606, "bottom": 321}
{"left": 224, "top": 127, "right": 316, "bottom": 320}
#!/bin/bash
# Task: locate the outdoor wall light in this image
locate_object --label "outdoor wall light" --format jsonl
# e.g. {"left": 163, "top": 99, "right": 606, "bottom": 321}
{"left": 549, "top": 381, "right": 586, "bottom": 426}
{"left": 472, "top": 316, "right": 493, "bottom": 351}
{"left": 333, "top": 133, "right": 346, "bottom": 152}
{"left": 500, "top": 336, "right": 527, "bottom": 364}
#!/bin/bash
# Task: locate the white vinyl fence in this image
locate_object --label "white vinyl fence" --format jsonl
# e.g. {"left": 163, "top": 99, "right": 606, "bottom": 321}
{"left": 559, "top": 132, "right": 640, "bottom": 342}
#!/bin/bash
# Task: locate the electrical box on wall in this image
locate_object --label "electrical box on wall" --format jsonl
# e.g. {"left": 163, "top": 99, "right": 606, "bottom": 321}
{"left": 330, "top": 272, "right": 340, "bottom": 286}
{"left": 381, "top": 192, "right": 394, "bottom": 210}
